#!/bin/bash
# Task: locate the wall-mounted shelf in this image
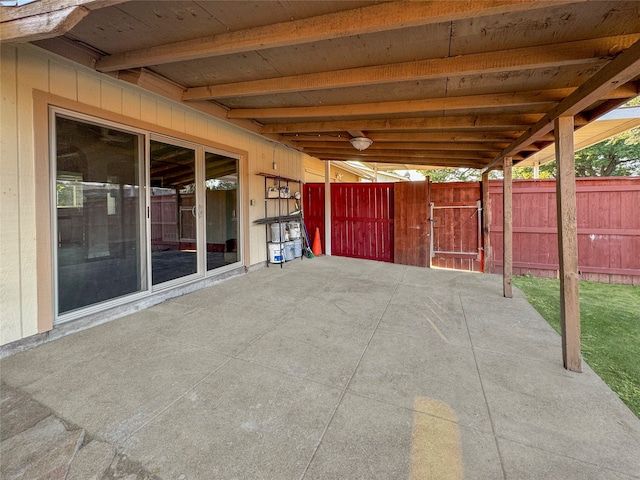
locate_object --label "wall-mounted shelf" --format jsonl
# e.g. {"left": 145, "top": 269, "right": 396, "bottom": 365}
{"left": 254, "top": 214, "right": 302, "bottom": 225}
{"left": 256, "top": 172, "right": 300, "bottom": 183}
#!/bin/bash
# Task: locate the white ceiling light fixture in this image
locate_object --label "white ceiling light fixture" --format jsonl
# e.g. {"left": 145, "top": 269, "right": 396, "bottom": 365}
{"left": 350, "top": 136, "right": 373, "bottom": 151}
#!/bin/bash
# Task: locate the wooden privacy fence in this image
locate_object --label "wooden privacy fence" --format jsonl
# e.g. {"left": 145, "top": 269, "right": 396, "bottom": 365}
{"left": 303, "top": 177, "right": 639, "bottom": 284}
{"left": 489, "top": 177, "right": 640, "bottom": 284}
{"left": 304, "top": 182, "right": 431, "bottom": 265}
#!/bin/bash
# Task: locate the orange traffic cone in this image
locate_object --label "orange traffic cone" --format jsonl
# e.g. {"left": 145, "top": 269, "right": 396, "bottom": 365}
{"left": 312, "top": 227, "right": 322, "bottom": 256}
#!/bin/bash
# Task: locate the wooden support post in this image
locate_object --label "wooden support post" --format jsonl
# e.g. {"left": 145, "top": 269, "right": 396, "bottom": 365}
{"left": 555, "top": 116, "right": 581, "bottom": 372}
{"left": 503, "top": 157, "right": 513, "bottom": 298}
{"left": 324, "top": 160, "right": 332, "bottom": 255}
{"left": 481, "top": 171, "right": 491, "bottom": 273}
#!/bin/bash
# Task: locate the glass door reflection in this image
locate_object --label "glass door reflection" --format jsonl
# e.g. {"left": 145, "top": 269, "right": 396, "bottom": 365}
{"left": 150, "top": 140, "right": 198, "bottom": 285}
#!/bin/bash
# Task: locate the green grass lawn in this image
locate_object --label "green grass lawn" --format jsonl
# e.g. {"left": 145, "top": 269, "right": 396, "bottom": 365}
{"left": 513, "top": 276, "right": 640, "bottom": 419}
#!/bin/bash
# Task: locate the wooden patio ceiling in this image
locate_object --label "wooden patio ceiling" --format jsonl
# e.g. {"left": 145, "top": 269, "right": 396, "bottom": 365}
{"left": 3, "top": 0, "right": 640, "bottom": 171}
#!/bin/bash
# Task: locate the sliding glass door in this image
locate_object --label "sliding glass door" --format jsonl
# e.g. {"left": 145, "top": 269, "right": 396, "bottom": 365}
{"left": 52, "top": 110, "right": 242, "bottom": 321}
{"left": 205, "top": 151, "right": 239, "bottom": 271}
{"left": 54, "top": 114, "right": 145, "bottom": 315}
{"left": 149, "top": 139, "right": 199, "bottom": 286}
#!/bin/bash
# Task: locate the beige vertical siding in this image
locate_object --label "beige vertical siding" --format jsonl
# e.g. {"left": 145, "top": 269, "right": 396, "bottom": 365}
{"left": 0, "top": 43, "right": 308, "bottom": 346}
{"left": 303, "top": 157, "right": 362, "bottom": 183}
{"left": 1, "top": 45, "right": 21, "bottom": 344}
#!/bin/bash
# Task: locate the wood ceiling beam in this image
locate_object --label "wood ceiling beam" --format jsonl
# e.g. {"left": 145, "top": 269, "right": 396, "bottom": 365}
{"left": 112, "top": 68, "right": 262, "bottom": 135}
{"left": 295, "top": 141, "right": 513, "bottom": 152}
{"left": 260, "top": 113, "right": 559, "bottom": 134}
{"left": 0, "top": 0, "right": 125, "bottom": 20}
{"left": 312, "top": 154, "right": 488, "bottom": 169}
{"left": 365, "top": 132, "right": 556, "bottom": 143}
{"left": 484, "top": 38, "right": 640, "bottom": 172}
{"left": 94, "top": 0, "right": 572, "bottom": 72}
{"left": 1, "top": 6, "right": 89, "bottom": 43}
{"left": 304, "top": 148, "right": 496, "bottom": 161}
{"left": 311, "top": 150, "right": 493, "bottom": 159}
{"left": 227, "top": 92, "right": 559, "bottom": 119}
{"left": 0, "top": 0, "right": 126, "bottom": 43}
{"left": 279, "top": 132, "right": 542, "bottom": 143}
{"left": 183, "top": 35, "right": 639, "bottom": 101}
{"left": 584, "top": 97, "right": 637, "bottom": 122}
{"left": 227, "top": 84, "right": 638, "bottom": 119}
{"left": 302, "top": 141, "right": 541, "bottom": 152}
{"left": 32, "top": 36, "right": 101, "bottom": 69}
{"left": 367, "top": 163, "right": 429, "bottom": 171}
{"left": 278, "top": 134, "right": 351, "bottom": 142}
{"left": 399, "top": 160, "right": 487, "bottom": 168}
{"left": 291, "top": 141, "right": 351, "bottom": 149}
{"left": 365, "top": 132, "right": 526, "bottom": 142}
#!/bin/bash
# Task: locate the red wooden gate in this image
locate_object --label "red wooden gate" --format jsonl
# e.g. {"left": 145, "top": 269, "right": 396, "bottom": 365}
{"left": 303, "top": 183, "right": 394, "bottom": 262}
{"left": 332, "top": 183, "right": 394, "bottom": 262}
{"left": 429, "top": 182, "right": 483, "bottom": 272}
{"left": 394, "top": 181, "right": 431, "bottom": 267}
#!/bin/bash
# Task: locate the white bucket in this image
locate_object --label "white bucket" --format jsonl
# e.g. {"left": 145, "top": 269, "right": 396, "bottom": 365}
{"left": 268, "top": 242, "right": 284, "bottom": 263}
{"left": 270, "top": 223, "right": 286, "bottom": 243}
{"left": 288, "top": 222, "right": 301, "bottom": 239}
{"left": 284, "top": 241, "right": 295, "bottom": 261}
{"left": 293, "top": 238, "right": 303, "bottom": 257}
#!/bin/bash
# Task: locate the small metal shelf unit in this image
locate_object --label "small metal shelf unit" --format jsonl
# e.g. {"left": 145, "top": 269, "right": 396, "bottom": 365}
{"left": 255, "top": 172, "right": 304, "bottom": 267}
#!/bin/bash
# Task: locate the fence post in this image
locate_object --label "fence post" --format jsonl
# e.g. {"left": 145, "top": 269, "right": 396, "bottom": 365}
{"left": 503, "top": 157, "right": 513, "bottom": 298}
{"left": 481, "top": 172, "right": 491, "bottom": 273}
{"left": 324, "top": 160, "right": 332, "bottom": 255}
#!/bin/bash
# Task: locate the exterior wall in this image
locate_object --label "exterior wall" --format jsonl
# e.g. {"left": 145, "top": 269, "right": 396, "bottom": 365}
{"left": 302, "top": 158, "right": 406, "bottom": 183}
{"left": 303, "top": 157, "right": 361, "bottom": 183}
{"left": 0, "top": 43, "right": 309, "bottom": 346}
{"left": 376, "top": 172, "right": 407, "bottom": 182}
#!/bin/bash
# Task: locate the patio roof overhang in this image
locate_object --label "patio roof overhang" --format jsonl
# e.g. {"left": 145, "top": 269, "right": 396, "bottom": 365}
{"left": 2, "top": 0, "right": 640, "bottom": 173}
{"left": 520, "top": 105, "right": 640, "bottom": 166}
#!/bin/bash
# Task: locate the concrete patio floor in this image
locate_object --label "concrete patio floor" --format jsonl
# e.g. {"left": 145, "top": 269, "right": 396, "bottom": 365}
{"left": 1, "top": 256, "right": 639, "bottom": 479}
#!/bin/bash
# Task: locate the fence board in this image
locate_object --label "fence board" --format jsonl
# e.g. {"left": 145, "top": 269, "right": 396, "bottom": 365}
{"left": 489, "top": 177, "right": 640, "bottom": 284}
{"left": 302, "top": 183, "right": 325, "bottom": 251}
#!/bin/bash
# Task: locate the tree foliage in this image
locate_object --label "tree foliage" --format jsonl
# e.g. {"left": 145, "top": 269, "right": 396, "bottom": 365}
{"left": 419, "top": 168, "right": 502, "bottom": 182}
{"left": 543, "top": 127, "right": 640, "bottom": 178}
{"left": 419, "top": 126, "right": 640, "bottom": 182}
{"left": 626, "top": 96, "right": 640, "bottom": 107}
{"left": 512, "top": 164, "right": 555, "bottom": 179}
